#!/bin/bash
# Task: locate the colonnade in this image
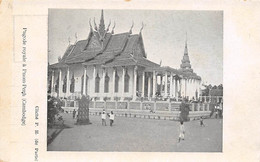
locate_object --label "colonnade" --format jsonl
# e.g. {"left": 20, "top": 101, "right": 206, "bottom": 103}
{"left": 49, "top": 65, "right": 201, "bottom": 101}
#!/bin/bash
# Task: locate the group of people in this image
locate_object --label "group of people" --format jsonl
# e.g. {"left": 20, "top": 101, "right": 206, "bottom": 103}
{"left": 72, "top": 108, "right": 115, "bottom": 126}
{"left": 178, "top": 116, "right": 206, "bottom": 143}
{"left": 101, "top": 110, "right": 115, "bottom": 127}
{"left": 214, "top": 104, "right": 223, "bottom": 118}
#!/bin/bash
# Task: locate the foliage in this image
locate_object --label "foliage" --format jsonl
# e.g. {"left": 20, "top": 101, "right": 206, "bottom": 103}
{"left": 179, "top": 101, "right": 190, "bottom": 121}
{"left": 124, "top": 97, "right": 132, "bottom": 101}
{"left": 47, "top": 96, "right": 63, "bottom": 128}
{"left": 202, "top": 84, "right": 223, "bottom": 96}
{"left": 114, "top": 96, "right": 120, "bottom": 101}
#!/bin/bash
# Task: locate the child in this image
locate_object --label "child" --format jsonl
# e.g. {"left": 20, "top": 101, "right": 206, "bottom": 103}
{"left": 178, "top": 121, "right": 185, "bottom": 142}
{"left": 200, "top": 117, "right": 205, "bottom": 127}
{"left": 108, "top": 111, "right": 115, "bottom": 127}
{"left": 101, "top": 110, "right": 106, "bottom": 126}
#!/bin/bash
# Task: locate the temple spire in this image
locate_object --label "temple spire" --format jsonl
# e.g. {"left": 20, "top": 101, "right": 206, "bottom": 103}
{"left": 99, "top": 9, "right": 105, "bottom": 36}
{"left": 180, "top": 33, "right": 193, "bottom": 72}
{"left": 184, "top": 32, "right": 188, "bottom": 55}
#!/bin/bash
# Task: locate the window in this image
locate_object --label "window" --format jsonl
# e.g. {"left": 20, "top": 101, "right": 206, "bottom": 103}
{"left": 48, "top": 78, "right": 52, "bottom": 93}
{"left": 70, "top": 73, "right": 75, "bottom": 93}
{"left": 63, "top": 75, "right": 67, "bottom": 93}
{"left": 124, "top": 71, "right": 130, "bottom": 92}
{"left": 115, "top": 71, "right": 119, "bottom": 93}
{"left": 104, "top": 73, "right": 110, "bottom": 93}
{"left": 55, "top": 76, "right": 59, "bottom": 93}
{"left": 95, "top": 74, "right": 100, "bottom": 93}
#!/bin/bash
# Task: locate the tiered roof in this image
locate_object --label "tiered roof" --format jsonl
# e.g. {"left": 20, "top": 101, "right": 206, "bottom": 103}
{"left": 49, "top": 10, "right": 201, "bottom": 80}
{"left": 50, "top": 10, "right": 159, "bottom": 70}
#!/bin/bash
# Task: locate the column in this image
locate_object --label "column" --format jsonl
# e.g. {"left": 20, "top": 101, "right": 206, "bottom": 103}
{"left": 160, "top": 75, "right": 163, "bottom": 95}
{"left": 66, "top": 67, "right": 70, "bottom": 97}
{"left": 58, "top": 69, "right": 62, "bottom": 97}
{"left": 185, "top": 79, "right": 187, "bottom": 98}
{"left": 51, "top": 70, "right": 54, "bottom": 96}
{"left": 179, "top": 79, "right": 182, "bottom": 97}
{"left": 142, "top": 71, "right": 145, "bottom": 97}
{"left": 133, "top": 66, "right": 137, "bottom": 100}
{"left": 93, "top": 66, "right": 96, "bottom": 95}
{"left": 164, "top": 72, "right": 168, "bottom": 97}
{"left": 176, "top": 79, "right": 179, "bottom": 101}
{"left": 147, "top": 75, "right": 151, "bottom": 100}
{"left": 83, "top": 66, "right": 87, "bottom": 95}
{"left": 152, "top": 71, "right": 156, "bottom": 98}
{"left": 191, "top": 103, "right": 194, "bottom": 111}
{"left": 173, "top": 77, "right": 176, "bottom": 98}
{"left": 170, "top": 73, "right": 173, "bottom": 97}
{"left": 112, "top": 67, "right": 116, "bottom": 100}
{"left": 101, "top": 68, "right": 106, "bottom": 98}
{"left": 121, "top": 67, "right": 125, "bottom": 100}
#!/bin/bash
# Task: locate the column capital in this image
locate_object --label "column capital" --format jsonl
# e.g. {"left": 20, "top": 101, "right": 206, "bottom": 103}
{"left": 134, "top": 65, "right": 138, "bottom": 71}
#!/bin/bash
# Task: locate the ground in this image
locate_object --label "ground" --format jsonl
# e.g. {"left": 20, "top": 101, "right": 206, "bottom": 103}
{"left": 47, "top": 113, "right": 222, "bottom": 152}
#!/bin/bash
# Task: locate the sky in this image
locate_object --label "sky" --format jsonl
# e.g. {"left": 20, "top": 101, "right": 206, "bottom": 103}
{"left": 48, "top": 9, "right": 223, "bottom": 85}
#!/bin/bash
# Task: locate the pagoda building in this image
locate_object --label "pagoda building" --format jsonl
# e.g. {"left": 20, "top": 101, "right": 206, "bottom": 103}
{"left": 179, "top": 38, "right": 201, "bottom": 99}
{"left": 48, "top": 10, "right": 201, "bottom": 101}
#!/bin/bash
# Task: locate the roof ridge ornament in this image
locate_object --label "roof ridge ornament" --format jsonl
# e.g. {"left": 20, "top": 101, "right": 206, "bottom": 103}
{"left": 106, "top": 19, "right": 111, "bottom": 32}
{"left": 139, "top": 22, "right": 144, "bottom": 34}
{"left": 75, "top": 32, "right": 78, "bottom": 43}
{"left": 111, "top": 21, "right": 116, "bottom": 34}
{"left": 94, "top": 17, "right": 98, "bottom": 31}
{"left": 68, "top": 37, "right": 71, "bottom": 45}
{"left": 89, "top": 18, "right": 93, "bottom": 32}
{"left": 129, "top": 21, "right": 134, "bottom": 34}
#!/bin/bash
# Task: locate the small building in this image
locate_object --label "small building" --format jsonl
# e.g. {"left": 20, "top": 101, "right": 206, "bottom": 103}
{"left": 48, "top": 10, "right": 201, "bottom": 102}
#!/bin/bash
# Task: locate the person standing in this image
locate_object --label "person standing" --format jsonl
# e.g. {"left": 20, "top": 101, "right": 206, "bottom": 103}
{"left": 73, "top": 109, "right": 76, "bottom": 119}
{"left": 108, "top": 111, "right": 115, "bottom": 127}
{"left": 101, "top": 110, "right": 106, "bottom": 126}
{"left": 200, "top": 117, "right": 205, "bottom": 127}
{"left": 178, "top": 121, "right": 185, "bottom": 142}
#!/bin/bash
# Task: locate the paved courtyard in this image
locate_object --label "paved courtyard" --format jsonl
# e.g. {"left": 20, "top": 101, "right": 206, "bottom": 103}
{"left": 47, "top": 113, "right": 222, "bottom": 152}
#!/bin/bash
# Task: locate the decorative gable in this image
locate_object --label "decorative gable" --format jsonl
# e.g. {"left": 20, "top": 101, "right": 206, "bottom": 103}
{"left": 134, "top": 38, "right": 146, "bottom": 58}
{"left": 85, "top": 35, "right": 102, "bottom": 51}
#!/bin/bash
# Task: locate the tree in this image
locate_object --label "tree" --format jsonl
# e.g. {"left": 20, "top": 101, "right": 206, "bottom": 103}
{"left": 179, "top": 100, "right": 190, "bottom": 121}
{"left": 218, "top": 84, "right": 223, "bottom": 90}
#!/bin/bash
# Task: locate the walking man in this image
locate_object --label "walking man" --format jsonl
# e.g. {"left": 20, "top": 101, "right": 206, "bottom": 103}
{"left": 101, "top": 110, "right": 106, "bottom": 126}
{"left": 108, "top": 111, "right": 115, "bottom": 127}
{"left": 178, "top": 121, "right": 185, "bottom": 142}
{"left": 73, "top": 109, "right": 76, "bottom": 119}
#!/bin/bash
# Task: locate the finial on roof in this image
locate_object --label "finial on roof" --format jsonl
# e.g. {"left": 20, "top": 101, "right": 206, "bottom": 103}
{"left": 111, "top": 21, "right": 116, "bottom": 34}
{"left": 99, "top": 9, "right": 105, "bottom": 34}
{"left": 139, "top": 22, "right": 144, "bottom": 34}
{"left": 129, "top": 21, "right": 134, "bottom": 34}
{"left": 89, "top": 18, "right": 93, "bottom": 31}
{"left": 75, "top": 33, "right": 78, "bottom": 43}
{"left": 106, "top": 19, "right": 111, "bottom": 32}
{"left": 94, "top": 17, "right": 98, "bottom": 31}
{"left": 184, "top": 32, "right": 188, "bottom": 55}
